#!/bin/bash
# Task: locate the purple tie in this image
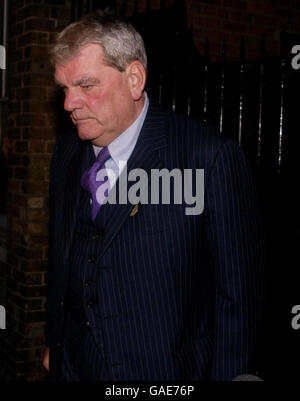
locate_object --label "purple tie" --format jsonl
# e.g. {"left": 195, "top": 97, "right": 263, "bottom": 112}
{"left": 80, "top": 146, "right": 111, "bottom": 220}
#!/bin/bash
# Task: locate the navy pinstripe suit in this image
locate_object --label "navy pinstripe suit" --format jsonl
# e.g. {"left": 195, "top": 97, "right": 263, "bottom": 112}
{"left": 46, "top": 102, "right": 264, "bottom": 381}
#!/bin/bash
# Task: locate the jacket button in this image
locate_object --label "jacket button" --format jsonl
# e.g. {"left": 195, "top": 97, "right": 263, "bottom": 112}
{"left": 88, "top": 256, "right": 95, "bottom": 263}
{"left": 60, "top": 301, "right": 64, "bottom": 307}
{"left": 73, "top": 337, "right": 80, "bottom": 345}
{"left": 87, "top": 301, "right": 93, "bottom": 309}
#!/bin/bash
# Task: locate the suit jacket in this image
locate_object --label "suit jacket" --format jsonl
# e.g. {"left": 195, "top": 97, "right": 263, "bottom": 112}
{"left": 46, "top": 103, "right": 265, "bottom": 381}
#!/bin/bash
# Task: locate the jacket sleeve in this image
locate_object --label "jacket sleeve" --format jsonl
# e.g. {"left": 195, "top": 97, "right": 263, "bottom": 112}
{"left": 203, "top": 138, "right": 265, "bottom": 381}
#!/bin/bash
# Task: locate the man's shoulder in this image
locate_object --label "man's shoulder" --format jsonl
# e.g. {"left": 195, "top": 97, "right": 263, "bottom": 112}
{"left": 147, "top": 102, "right": 228, "bottom": 149}
{"left": 172, "top": 112, "right": 226, "bottom": 144}
{"left": 145, "top": 103, "right": 242, "bottom": 172}
{"left": 52, "top": 129, "right": 81, "bottom": 158}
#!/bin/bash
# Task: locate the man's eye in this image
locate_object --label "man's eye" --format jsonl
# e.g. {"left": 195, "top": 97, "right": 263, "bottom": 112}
{"left": 81, "top": 85, "right": 93, "bottom": 90}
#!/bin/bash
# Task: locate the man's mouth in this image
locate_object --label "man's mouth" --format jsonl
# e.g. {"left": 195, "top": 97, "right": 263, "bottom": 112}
{"left": 73, "top": 117, "right": 90, "bottom": 124}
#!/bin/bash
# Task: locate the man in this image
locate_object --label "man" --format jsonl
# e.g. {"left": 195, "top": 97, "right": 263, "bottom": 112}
{"left": 43, "top": 11, "right": 264, "bottom": 381}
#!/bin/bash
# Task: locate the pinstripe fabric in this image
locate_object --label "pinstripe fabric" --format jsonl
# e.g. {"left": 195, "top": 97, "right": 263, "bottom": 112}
{"left": 59, "top": 146, "right": 110, "bottom": 381}
{"left": 46, "top": 103, "right": 265, "bottom": 381}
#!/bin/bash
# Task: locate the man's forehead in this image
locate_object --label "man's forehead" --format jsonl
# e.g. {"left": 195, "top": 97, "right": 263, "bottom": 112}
{"left": 54, "top": 49, "right": 104, "bottom": 85}
{"left": 54, "top": 69, "right": 100, "bottom": 86}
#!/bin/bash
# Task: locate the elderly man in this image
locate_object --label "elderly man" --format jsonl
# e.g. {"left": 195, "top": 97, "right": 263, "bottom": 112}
{"left": 43, "top": 11, "right": 264, "bottom": 381}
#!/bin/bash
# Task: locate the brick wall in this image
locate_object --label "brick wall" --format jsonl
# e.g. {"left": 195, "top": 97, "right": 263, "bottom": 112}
{"left": 117, "top": 0, "right": 300, "bottom": 60}
{"left": 0, "top": 0, "right": 71, "bottom": 381}
{"left": 188, "top": 0, "right": 300, "bottom": 60}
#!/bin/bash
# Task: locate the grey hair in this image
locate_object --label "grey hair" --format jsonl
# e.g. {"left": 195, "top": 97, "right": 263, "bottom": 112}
{"left": 49, "top": 10, "right": 147, "bottom": 72}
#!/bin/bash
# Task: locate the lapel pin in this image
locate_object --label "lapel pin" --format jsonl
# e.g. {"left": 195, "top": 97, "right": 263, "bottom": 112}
{"left": 130, "top": 204, "right": 139, "bottom": 217}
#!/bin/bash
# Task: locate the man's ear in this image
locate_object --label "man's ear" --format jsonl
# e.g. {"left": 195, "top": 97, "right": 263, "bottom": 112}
{"left": 126, "top": 61, "right": 146, "bottom": 100}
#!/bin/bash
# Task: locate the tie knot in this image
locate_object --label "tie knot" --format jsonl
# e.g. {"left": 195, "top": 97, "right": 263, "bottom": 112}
{"left": 95, "top": 146, "right": 111, "bottom": 170}
{"left": 80, "top": 146, "right": 111, "bottom": 220}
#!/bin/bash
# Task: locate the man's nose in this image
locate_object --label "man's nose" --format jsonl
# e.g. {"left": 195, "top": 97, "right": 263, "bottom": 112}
{"left": 64, "top": 89, "right": 83, "bottom": 112}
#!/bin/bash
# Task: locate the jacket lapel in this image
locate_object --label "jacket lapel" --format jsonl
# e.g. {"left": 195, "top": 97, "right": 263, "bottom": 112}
{"left": 97, "top": 104, "right": 169, "bottom": 259}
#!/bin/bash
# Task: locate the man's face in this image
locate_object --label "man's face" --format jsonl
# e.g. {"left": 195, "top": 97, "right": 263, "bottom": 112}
{"left": 54, "top": 43, "right": 142, "bottom": 146}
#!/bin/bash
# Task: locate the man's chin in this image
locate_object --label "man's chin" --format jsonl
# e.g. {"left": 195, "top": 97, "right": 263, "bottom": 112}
{"left": 76, "top": 129, "right": 88, "bottom": 138}
{"left": 76, "top": 129, "right": 102, "bottom": 143}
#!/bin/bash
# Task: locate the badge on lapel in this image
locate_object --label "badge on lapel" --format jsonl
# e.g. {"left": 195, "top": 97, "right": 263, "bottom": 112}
{"left": 130, "top": 204, "right": 139, "bottom": 217}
